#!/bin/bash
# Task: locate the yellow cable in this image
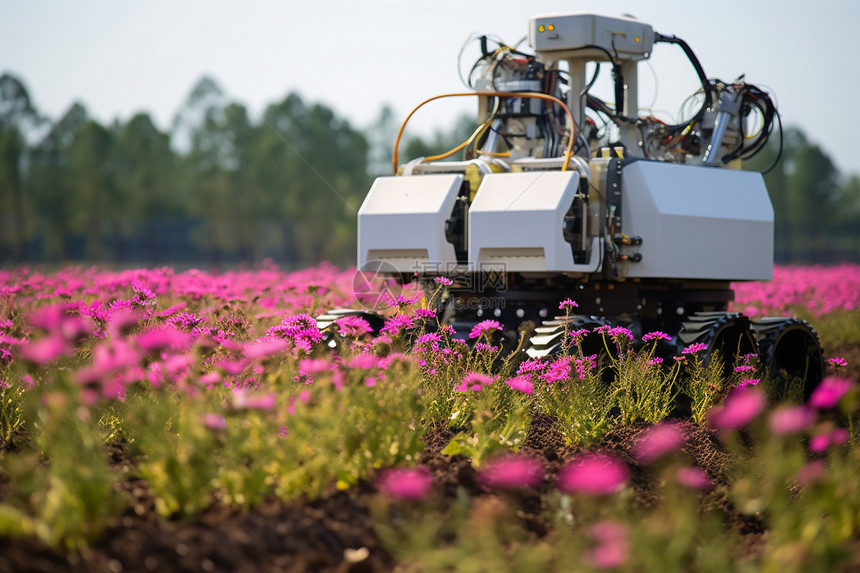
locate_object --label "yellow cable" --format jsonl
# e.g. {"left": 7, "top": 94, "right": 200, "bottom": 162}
{"left": 392, "top": 91, "right": 577, "bottom": 174}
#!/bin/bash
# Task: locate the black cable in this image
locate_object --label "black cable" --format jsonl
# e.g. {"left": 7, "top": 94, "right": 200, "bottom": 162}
{"left": 761, "top": 108, "right": 783, "bottom": 175}
{"left": 653, "top": 32, "right": 713, "bottom": 132}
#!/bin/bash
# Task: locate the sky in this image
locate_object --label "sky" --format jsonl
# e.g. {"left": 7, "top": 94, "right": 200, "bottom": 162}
{"left": 2, "top": 0, "right": 858, "bottom": 176}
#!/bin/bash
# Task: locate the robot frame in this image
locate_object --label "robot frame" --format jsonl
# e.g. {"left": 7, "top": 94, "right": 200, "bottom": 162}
{"left": 321, "top": 13, "right": 824, "bottom": 396}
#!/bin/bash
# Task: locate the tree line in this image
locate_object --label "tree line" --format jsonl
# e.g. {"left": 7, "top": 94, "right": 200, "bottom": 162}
{"left": 0, "top": 72, "right": 857, "bottom": 268}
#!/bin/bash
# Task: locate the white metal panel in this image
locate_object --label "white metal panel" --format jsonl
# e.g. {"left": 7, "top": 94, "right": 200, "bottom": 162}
{"left": 357, "top": 174, "right": 463, "bottom": 272}
{"left": 620, "top": 161, "right": 773, "bottom": 280}
{"left": 469, "top": 171, "right": 590, "bottom": 272}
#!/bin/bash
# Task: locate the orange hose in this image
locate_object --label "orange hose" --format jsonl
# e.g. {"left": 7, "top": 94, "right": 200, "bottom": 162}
{"left": 392, "top": 91, "right": 577, "bottom": 175}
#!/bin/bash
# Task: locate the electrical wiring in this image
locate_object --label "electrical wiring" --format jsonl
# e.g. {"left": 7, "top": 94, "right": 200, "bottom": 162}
{"left": 392, "top": 91, "right": 579, "bottom": 175}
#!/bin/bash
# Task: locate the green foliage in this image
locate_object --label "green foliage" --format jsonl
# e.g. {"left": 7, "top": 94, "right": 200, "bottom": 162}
{"left": 0, "top": 381, "right": 26, "bottom": 448}
{"left": 0, "top": 375, "right": 121, "bottom": 549}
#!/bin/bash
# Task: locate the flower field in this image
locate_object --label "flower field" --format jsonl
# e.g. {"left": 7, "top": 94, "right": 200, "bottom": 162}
{"left": 0, "top": 262, "right": 859, "bottom": 572}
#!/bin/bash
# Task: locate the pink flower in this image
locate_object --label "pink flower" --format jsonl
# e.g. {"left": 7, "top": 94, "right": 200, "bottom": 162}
{"left": 587, "top": 521, "right": 629, "bottom": 569}
{"left": 415, "top": 332, "right": 442, "bottom": 346}
{"left": 380, "top": 314, "right": 414, "bottom": 337}
{"left": 201, "top": 413, "right": 226, "bottom": 430}
{"left": 541, "top": 358, "right": 570, "bottom": 383}
{"left": 243, "top": 338, "right": 289, "bottom": 359}
{"left": 559, "top": 298, "right": 578, "bottom": 311}
{"left": 433, "top": 276, "right": 453, "bottom": 286}
{"left": 608, "top": 326, "right": 633, "bottom": 343}
{"left": 479, "top": 454, "right": 544, "bottom": 489}
{"left": 682, "top": 342, "right": 708, "bottom": 355}
{"left": 378, "top": 466, "right": 433, "bottom": 501}
{"left": 557, "top": 453, "right": 629, "bottom": 495}
{"left": 642, "top": 331, "right": 670, "bottom": 343}
{"left": 676, "top": 467, "right": 712, "bottom": 490}
{"left": 455, "top": 371, "right": 495, "bottom": 392}
{"left": 809, "top": 427, "right": 850, "bottom": 453}
{"left": 19, "top": 335, "right": 71, "bottom": 364}
{"left": 297, "top": 358, "right": 333, "bottom": 376}
{"left": 768, "top": 405, "right": 816, "bottom": 435}
{"left": 504, "top": 375, "right": 534, "bottom": 395}
{"left": 707, "top": 387, "right": 765, "bottom": 431}
{"left": 631, "top": 422, "right": 685, "bottom": 464}
{"left": 335, "top": 315, "right": 373, "bottom": 337}
{"left": 136, "top": 326, "right": 192, "bottom": 353}
{"left": 796, "top": 460, "right": 826, "bottom": 486}
{"left": 468, "top": 320, "right": 501, "bottom": 339}
{"left": 231, "top": 389, "right": 277, "bottom": 411}
{"left": 413, "top": 308, "right": 435, "bottom": 319}
{"left": 809, "top": 376, "right": 852, "bottom": 409}
{"left": 827, "top": 357, "right": 847, "bottom": 368}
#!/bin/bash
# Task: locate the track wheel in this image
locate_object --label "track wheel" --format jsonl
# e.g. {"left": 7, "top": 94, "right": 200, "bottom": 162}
{"left": 677, "top": 312, "right": 757, "bottom": 378}
{"left": 752, "top": 318, "right": 824, "bottom": 401}
{"left": 526, "top": 315, "right": 611, "bottom": 359}
{"left": 315, "top": 309, "right": 386, "bottom": 346}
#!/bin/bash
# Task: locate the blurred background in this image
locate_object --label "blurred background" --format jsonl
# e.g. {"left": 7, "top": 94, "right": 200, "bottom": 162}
{"left": 1, "top": 1, "right": 858, "bottom": 268}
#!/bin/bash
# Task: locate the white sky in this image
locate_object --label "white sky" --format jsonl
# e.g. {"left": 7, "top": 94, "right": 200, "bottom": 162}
{"left": 2, "top": 0, "right": 858, "bottom": 176}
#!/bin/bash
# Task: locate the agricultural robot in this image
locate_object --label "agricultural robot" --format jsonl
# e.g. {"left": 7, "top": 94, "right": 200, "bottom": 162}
{"left": 318, "top": 13, "right": 824, "bottom": 396}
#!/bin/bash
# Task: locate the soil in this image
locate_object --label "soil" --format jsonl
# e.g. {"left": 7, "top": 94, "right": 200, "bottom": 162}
{"left": 0, "top": 343, "right": 857, "bottom": 573}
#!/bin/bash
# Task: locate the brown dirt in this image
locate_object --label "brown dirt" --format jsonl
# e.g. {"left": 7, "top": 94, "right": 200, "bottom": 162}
{"left": 0, "top": 412, "right": 823, "bottom": 572}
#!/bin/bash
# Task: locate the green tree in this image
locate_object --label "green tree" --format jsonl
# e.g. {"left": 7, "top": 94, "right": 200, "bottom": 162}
{"left": 29, "top": 102, "right": 88, "bottom": 259}
{"left": 115, "top": 113, "right": 177, "bottom": 264}
{"left": 746, "top": 127, "right": 842, "bottom": 263}
{"left": 0, "top": 73, "right": 41, "bottom": 261}
{"left": 255, "top": 93, "right": 370, "bottom": 266}
{"left": 67, "top": 120, "right": 115, "bottom": 260}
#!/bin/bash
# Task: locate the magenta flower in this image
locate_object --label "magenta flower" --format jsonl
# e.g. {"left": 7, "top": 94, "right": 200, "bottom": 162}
{"left": 434, "top": 276, "right": 453, "bottom": 286}
{"left": 504, "top": 375, "right": 534, "bottom": 395}
{"left": 796, "top": 460, "right": 826, "bottom": 486}
{"left": 735, "top": 378, "right": 760, "bottom": 388}
{"left": 608, "top": 326, "right": 633, "bottom": 343}
{"left": 828, "top": 357, "right": 847, "bottom": 368}
{"left": 557, "top": 452, "right": 629, "bottom": 495}
{"left": 768, "top": 405, "right": 816, "bottom": 435}
{"left": 231, "top": 389, "right": 277, "bottom": 411}
{"left": 707, "top": 386, "right": 766, "bottom": 431}
{"left": 809, "top": 427, "right": 850, "bottom": 453}
{"left": 378, "top": 466, "right": 433, "bottom": 501}
{"left": 19, "top": 335, "right": 71, "bottom": 364}
{"left": 642, "top": 331, "right": 670, "bottom": 343}
{"left": 648, "top": 357, "right": 663, "bottom": 366}
{"left": 413, "top": 308, "right": 436, "bottom": 319}
{"left": 682, "top": 342, "right": 708, "bottom": 355}
{"left": 415, "top": 332, "right": 442, "bottom": 346}
{"left": 676, "top": 467, "right": 712, "bottom": 490}
{"left": 349, "top": 352, "right": 381, "bottom": 370}
{"left": 244, "top": 338, "right": 289, "bottom": 359}
{"left": 455, "top": 371, "right": 495, "bottom": 392}
{"left": 380, "top": 314, "right": 414, "bottom": 337}
{"left": 809, "top": 376, "right": 852, "bottom": 409}
{"left": 479, "top": 454, "right": 544, "bottom": 489}
{"left": 334, "top": 314, "right": 373, "bottom": 338}
{"left": 542, "top": 358, "right": 571, "bottom": 383}
{"left": 136, "top": 326, "right": 192, "bottom": 353}
{"left": 559, "top": 298, "right": 578, "bottom": 311}
{"left": 468, "top": 319, "right": 501, "bottom": 339}
{"left": 587, "top": 521, "right": 630, "bottom": 569}
{"left": 201, "top": 413, "right": 227, "bottom": 431}
{"left": 631, "top": 422, "right": 685, "bottom": 464}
